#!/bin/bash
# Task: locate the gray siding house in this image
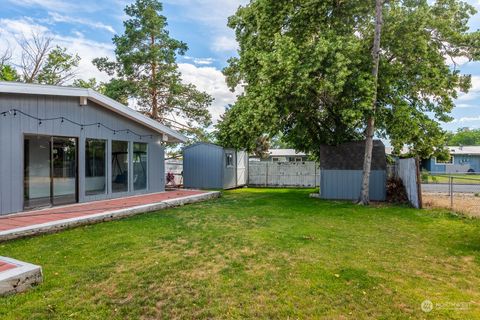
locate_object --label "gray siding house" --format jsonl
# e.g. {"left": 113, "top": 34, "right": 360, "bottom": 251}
{"left": 0, "top": 81, "right": 186, "bottom": 216}
{"left": 183, "top": 142, "right": 248, "bottom": 189}
{"left": 319, "top": 140, "right": 387, "bottom": 201}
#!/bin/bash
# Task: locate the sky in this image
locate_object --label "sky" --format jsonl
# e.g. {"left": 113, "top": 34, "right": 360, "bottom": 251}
{"left": 0, "top": 0, "right": 479, "bottom": 132}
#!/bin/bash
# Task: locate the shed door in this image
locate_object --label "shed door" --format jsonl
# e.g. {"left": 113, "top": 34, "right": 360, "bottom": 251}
{"left": 236, "top": 151, "right": 247, "bottom": 186}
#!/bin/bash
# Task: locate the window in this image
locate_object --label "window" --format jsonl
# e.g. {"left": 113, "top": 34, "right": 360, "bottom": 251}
{"left": 112, "top": 141, "right": 129, "bottom": 192}
{"left": 226, "top": 153, "right": 234, "bottom": 167}
{"left": 272, "top": 157, "right": 280, "bottom": 162}
{"left": 295, "top": 157, "right": 303, "bottom": 162}
{"left": 85, "top": 139, "right": 106, "bottom": 195}
{"left": 435, "top": 155, "right": 454, "bottom": 165}
{"left": 133, "top": 142, "right": 147, "bottom": 190}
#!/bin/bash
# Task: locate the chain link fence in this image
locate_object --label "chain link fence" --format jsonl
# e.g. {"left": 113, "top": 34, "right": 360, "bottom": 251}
{"left": 421, "top": 172, "right": 480, "bottom": 217}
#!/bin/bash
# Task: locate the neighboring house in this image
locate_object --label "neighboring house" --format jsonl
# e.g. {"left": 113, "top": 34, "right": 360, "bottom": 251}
{"left": 422, "top": 146, "right": 480, "bottom": 173}
{"left": 0, "top": 81, "right": 186, "bottom": 216}
{"left": 250, "top": 149, "right": 308, "bottom": 162}
{"left": 183, "top": 142, "right": 248, "bottom": 189}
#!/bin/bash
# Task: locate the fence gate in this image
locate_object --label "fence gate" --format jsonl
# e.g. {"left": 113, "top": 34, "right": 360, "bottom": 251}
{"left": 237, "top": 151, "right": 247, "bottom": 185}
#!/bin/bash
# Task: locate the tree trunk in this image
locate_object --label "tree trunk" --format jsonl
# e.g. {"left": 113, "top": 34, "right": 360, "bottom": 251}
{"left": 150, "top": 34, "right": 159, "bottom": 120}
{"left": 358, "top": 0, "right": 384, "bottom": 205}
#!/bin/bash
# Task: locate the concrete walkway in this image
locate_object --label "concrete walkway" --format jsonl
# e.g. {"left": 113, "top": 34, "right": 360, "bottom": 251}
{"left": 0, "top": 190, "right": 220, "bottom": 242}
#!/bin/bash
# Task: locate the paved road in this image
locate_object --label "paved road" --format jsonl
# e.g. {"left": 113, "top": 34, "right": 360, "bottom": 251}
{"left": 422, "top": 184, "right": 480, "bottom": 193}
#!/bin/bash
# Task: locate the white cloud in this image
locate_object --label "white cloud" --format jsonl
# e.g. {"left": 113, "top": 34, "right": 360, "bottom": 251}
{"left": 212, "top": 35, "right": 238, "bottom": 52}
{"left": 451, "top": 115, "right": 480, "bottom": 123}
{"left": 0, "top": 17, "right": 114, "bottom": 82}
{"left": 178, "top": 63, "right": 242, "bottom": 122}
{"left": 0, "top": 17, "right": 238, "bottom": 123}
{"left": 456, "top": 75, "right": 480, "bottom": 103}
{"left": 183, "top": 56, "right": 215, "bottom": 65}
{"left": 4, "top": 0, "right": 101, "bottom": 13}
{"left": 47, "top": 12, "right": 116, "bottom": 34}
{"left": 164, "top": 0, "right": 246, "bottom": 53}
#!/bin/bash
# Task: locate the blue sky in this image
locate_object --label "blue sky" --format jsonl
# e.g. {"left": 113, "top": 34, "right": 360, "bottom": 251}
{"left": 0, "top": 0, "right": 479, "bottom": 131}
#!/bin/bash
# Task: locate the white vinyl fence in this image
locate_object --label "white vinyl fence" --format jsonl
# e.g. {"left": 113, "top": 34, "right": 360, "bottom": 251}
{"left": 248, "top": 161, "right": 320, "bottom": 187}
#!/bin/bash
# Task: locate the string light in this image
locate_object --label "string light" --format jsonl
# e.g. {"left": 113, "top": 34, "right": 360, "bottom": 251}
{"left": 1, "top": 108, "right": 156, "bottom": 140}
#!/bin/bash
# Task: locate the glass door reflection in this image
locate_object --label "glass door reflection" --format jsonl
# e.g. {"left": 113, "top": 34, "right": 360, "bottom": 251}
{"left": 24, "top": 135, "right": 52, "bottom": 209}
{"left": 24, "top": 135, "right": 78, "bottom": 210}
{"left": 52, "top": 137, "right": 77, "bottom": 206}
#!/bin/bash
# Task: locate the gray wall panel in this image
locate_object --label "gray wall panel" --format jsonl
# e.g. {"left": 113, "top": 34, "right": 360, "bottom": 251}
{"left": 0, "top": 93, "right": 166, "bottom": 215}
{"left": 320, "top": 170, "right": 386, "bottom": 201}
{"left": 183, "top": 143, "right": 223, "bottom": 189}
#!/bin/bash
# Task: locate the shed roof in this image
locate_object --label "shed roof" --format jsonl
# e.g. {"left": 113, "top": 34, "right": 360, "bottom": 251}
{"left": 320, "top": 140, "right": 386, "bottom": 170}
{"left": 0, "top": 81, "right": 187, "bottom": 143}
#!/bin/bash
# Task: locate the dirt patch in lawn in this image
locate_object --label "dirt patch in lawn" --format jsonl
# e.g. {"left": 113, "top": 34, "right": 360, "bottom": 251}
{"left": 423, "top": 193, "right": 480, "bottom": 217}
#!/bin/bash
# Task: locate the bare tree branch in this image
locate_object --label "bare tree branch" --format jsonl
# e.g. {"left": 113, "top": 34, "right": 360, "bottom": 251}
{"left": 18, "top": 32, "right": 53, "bottom": 83}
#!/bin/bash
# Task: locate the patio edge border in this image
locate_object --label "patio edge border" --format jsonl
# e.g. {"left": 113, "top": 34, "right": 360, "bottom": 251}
{"left": 0, "top": 191, "right": 221, "bottom": 242}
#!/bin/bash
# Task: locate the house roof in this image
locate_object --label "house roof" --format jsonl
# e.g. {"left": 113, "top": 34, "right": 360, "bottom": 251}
{"left": 320, "top": 140, "right": 386, "bottom": 170}
{"left": 385, "top": 145, "right": 480, "bottom": 156}
{"left": 0, "top": 81, "right": 187, "bottom": 143}
{"left": 447, "top": 146, "right": 480, "bottom": 155}
{"left": 266, "top": 149, "right": 307, "bottom": 157}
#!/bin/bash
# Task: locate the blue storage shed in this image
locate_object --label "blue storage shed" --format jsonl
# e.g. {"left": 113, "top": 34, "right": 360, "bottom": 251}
{"left": 183, "top": 143, "right": 248, "bottom": 189}
{"left": 319, "top": 140, "right": 387, "bottom": 201}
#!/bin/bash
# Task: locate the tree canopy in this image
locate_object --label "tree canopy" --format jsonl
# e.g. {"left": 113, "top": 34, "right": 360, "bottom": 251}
{"left": 94, "top": 0, "right": 213, "bottom": 139}
{"left": 446, "top": 128, "right": 480, "bottom": 146}
{"left": 19, "top": 34, "right": 80, "bottom": 85}
{"left": 217, "top": 0, "right": 480, "bottom": 158}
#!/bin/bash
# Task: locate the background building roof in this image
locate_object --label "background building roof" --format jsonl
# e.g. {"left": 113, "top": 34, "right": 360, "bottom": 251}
{"left": 266, "top": 149, "right": 307, "bottom": 157}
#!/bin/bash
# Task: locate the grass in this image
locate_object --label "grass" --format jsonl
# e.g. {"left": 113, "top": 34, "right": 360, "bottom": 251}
{"left": 423, "top": 193, "right": 480, "bottom": 217}
{"left": 1, "top": 188, "right": 480, "bottom": 319}
{"left": 423, "top": 173, "right": 480, "bottom": 184}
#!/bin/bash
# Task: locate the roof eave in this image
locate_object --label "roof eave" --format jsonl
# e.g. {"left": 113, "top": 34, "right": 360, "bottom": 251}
{"left": 0, "top": 81, "right": 187, "bottom": 143}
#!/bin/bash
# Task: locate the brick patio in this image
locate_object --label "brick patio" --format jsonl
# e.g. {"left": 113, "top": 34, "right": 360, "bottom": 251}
{"left": 0, "top": 189, "right": 219, "bottom": 241}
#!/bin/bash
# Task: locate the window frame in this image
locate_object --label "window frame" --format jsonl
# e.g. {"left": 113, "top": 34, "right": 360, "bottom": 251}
{"left": 435, "top": 155, "right": 454, "bottom": 165}
{"left": 111, "top": 140, "right": 130, "bottom": 193}
{"left": 226, "top": 152, "right": 234, "bottom": 167}
{"left": 85, "top": 138, "right": 107, "bottom": 196}
{"left": 133, "top": 142, "right": 148, "bottom": 191}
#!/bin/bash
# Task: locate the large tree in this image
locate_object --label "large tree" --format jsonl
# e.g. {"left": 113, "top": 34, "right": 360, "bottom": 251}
{"left": 19, "top": 33, "right": 80, "bottom": 85}
{"left": 93, "top": 0, "right": 213, "bottom": 138}
{"left": 0, "top": 46, "right": 19, "bottom": 81}
{"left": 359, "top": 0, "right": 384, "bottom": 204}
{"left": 446, "top": 128, "right": 480, "bottom": 146}
{"left": 217, "top": 0, "right": 479, "bottom": 163}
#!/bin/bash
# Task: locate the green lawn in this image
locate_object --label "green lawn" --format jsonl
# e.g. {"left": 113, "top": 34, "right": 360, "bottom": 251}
{"left": 423, "top": 173, "right": 480, "bottom": 184}
{"left": 1, "top": 188, "right": 480, "bottom": 319}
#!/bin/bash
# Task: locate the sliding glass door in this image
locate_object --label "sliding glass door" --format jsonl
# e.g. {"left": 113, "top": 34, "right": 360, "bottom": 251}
{"left": 24, "top": 136, "right": 52, "bottom": 209}
{"left": 52, "top": 137, "right": 77, "bottom": 206}
{"left": 24, "top": 135, "right": 78, "bottom": 210}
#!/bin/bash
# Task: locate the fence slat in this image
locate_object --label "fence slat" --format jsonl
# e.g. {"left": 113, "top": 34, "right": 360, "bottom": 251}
{"left": 248, "top": 161, "right": 320, "bottom": 187}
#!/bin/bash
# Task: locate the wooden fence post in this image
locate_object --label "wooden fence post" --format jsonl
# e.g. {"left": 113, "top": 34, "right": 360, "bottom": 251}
{"left": 415, "top": 157, "right": 423, "bottom": 209}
